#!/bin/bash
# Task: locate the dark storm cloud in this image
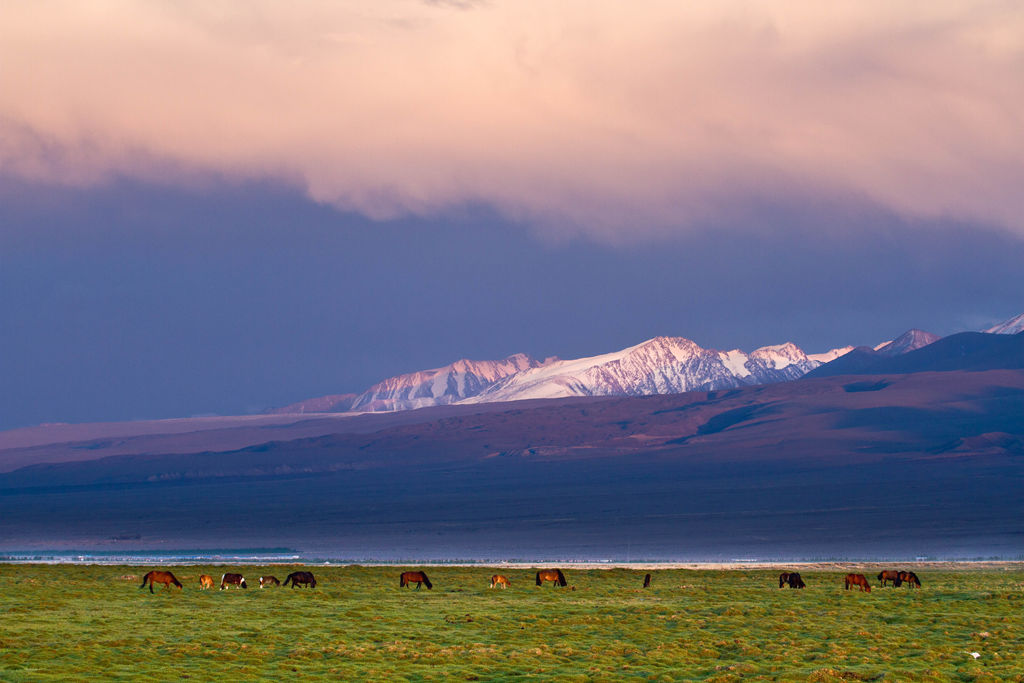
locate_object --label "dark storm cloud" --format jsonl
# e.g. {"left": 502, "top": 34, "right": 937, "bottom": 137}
{"left": 0, "top": 179, "right": 1020, "bottom": 429}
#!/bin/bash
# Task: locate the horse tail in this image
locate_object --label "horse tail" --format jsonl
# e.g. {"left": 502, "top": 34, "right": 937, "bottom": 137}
{"left": 536, "top": 572, "right": 542, "bottom": 586}
{"left": 557, "top": 569, "right": 567, "bottom": 587}
{"left": 422, "top": 573, "right": 432, "bottom": 589}
{"left": 139, "top": 572, "right": 150, "bottom": 589}
{"left": 400, "top": 575, "right": 406, "bottom": 588}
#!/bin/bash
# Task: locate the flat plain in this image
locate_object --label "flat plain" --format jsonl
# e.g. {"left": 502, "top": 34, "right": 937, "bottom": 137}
{"left": 1, "top": 564, "right": 1022, "bottom": 681}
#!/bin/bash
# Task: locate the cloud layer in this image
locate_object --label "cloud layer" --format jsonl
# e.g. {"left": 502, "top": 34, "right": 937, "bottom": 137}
{"left": 2, "top": 1, "right": 1023, "bottom": 238}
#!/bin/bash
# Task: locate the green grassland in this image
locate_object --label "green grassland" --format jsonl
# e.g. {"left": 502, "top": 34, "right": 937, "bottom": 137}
{"left": 1, "top": 564, "right": 1022, "bottom": 681}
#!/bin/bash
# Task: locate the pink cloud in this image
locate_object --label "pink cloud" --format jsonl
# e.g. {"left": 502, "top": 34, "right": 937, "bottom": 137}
{"left": 2, "top": 1, "right": 1022, "bottom": 239}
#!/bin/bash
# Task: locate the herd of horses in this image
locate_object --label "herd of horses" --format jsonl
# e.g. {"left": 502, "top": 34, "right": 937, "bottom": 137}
{"left": 775, "top": 570, "right": 921, "bottom": 593}
{"left": 141, "top": 567, "right": 923, "bottom": 594}
{"left": 140, "top": 570, "right": 316, "bottom": 593}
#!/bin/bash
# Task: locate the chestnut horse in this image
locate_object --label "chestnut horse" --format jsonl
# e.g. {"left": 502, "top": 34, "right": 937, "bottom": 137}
{"left": 400, "top": 571, "right": 432, "bottom": 589}
{"left": 536, "top": 569, "right": 567, "bottom": 587}
{"left": 898, "top": 571, "right": 922, "bottom": 588}
{"left": 283, "top": 571, "right": 317, "bottom": 589}
{"left": 259, "top": 576, "right": 280, "bottom": 588}
{"left": 779, "top": 572, "right": 805, "bottom": 589}
{"left": 845, "top": 574, "right": 871, "bottom": 592}
{"left": 220, "top": 573, "right": 247, "bottom": 589}
{"left": 140, "top": 570, "right": 182, "bottom": 594}
{"left": 877, "top": 570, "right": 903, "bottom": 587}
{"left": 643, "top": 573, "right": 652, "bottom": 588}
{"left": 198, "top": 574, "right": 214, "bottom": 590}
{"left": 489, "top": 574, "right": 510, "bottom": 589}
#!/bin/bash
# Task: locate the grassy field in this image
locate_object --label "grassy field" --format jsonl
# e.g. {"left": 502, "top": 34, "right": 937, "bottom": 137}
{"left": 1, "top": 564, "right": 1022, "bottom": 681}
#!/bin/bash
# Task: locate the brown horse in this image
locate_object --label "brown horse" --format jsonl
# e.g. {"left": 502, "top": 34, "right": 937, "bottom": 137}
{"left": 877, "top": 570, "right": 903, "bottom": 587}
{"left": 643, "top": 573, "right": 652, "bottom": 588}
{"left": 898, "top": 571, "right": 921, "bottom": 588}
{"left": 780, "top": 572, "right": 805, "bottom": 589}
{"left": 282, "top": 571, "right": 317, "bottom": 589}
{"left": 845, "top": 574, "right": 871, "bottom": 592}
{"left": 259, "top": 576, "right": 280, "bottom": 588}
{"left": 220, "top": 573, "right": 247, "bottom": 589}
{"left": 198, "top": 574, "right": 214, "bottom": 590}
{"left": 489, "top": 574, "right": 510, "bottom": 589}
{"left": 536, "top": 569, "right": 567, "bottom": 587}
{"left": 140, "top": 570, "right": 182, "bottom": 594}
{"left": 400, "top": 571, "right": 432, "bottom": 589}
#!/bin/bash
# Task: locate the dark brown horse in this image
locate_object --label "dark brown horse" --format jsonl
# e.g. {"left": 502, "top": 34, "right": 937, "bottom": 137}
{"left": 780, "top": 572, "right": 805, "bottom": 589}
{"left": 283, "top": 571, "right": 317, "bottom": 589}
{"left": 898, "top": 571, "right": 921, "bottom": 588}
{"left": 643, "top": 573, "right": 652, "bottom": 588}
{"left": 220, "top": 573, "right": 247, "bottom": 589}
{"left": 877, "top": 570, "right": 903, "bottom": 587}
{"left": 535, "top": 569, "right": 567, "bottom": 587}
{"left": 400, "top": 571, "right": 432, "bottom": 589}
{"left": 845, "top": 573, "right": 871, "bottom": 592}
{"left": 259, "top": 575, "right": 280, "bottom": 588}
{"left": 140, "top": 570, "right": 182, "bottom": 593}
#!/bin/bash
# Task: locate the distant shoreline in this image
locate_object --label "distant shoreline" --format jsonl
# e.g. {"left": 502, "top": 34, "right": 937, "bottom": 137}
{"left": 2, "top": 558, "right": 1021, "bottom": 570}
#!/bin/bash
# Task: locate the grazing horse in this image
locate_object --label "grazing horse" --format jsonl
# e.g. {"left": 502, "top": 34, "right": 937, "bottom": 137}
{"left": 282, "top": 571, "right": 317, "bottom": 589}
{"left": 198, "top": 574, "right": 215, "bottom": 590}
{"left": 780, "top": 572, "right": 805, "bottom": 589}
{"left": 220, "top": 573, "right": 247, "bottom": 590}
{"left": 877, "top": 570, "right": 903, "bottom": 587}
{"left": 535, "top": 569, "right": 568, "bottom": 587}
{"left": 489, "top": 574, "right": 510, "bottom": 589}
{"left": 845, "top": 574, "right": 871, "bottom": 592}
{"left": 400, "top": 571, "right": 432, "bottom": 590}
{"left": 259, "top": 576, "right": 280, "bottom": 588}
{"left": 898, "top": 571, "right": 922, "bottom": 588}
{"left": 139, "top": 570, "right": 182, "bottom": 594}
{"left": 643, "top": 573, "right": 652, "bottom": 588}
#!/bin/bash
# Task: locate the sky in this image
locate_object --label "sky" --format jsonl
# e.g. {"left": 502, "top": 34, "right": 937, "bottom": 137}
{"left": 1, "top": 1, "right": 1023, "bottom": 429}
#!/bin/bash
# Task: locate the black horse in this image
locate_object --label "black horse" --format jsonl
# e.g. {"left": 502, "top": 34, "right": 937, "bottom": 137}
{"left": 778, "top": 572, "right": 805, "bottom": 589}
{"left": 283, "top": 571, "right": 317, "bottom": 589}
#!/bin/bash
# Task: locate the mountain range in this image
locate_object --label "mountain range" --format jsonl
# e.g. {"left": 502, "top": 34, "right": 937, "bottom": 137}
{"left": 273, "top": 313, "right": 1022, "bottom": 415}
{"left": 3, "top": 311, "right": 1023, "bottom": 559}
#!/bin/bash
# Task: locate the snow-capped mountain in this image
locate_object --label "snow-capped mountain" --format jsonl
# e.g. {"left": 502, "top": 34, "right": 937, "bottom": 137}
{"left": 269, "top": 336, "right": 869, "bottom": 415}
{"left": 985, "top": 312, "right": 1024, "bottom": 335}
{"left": 873, "top": 329, "right": 940, "bottom": 357}
{"left": 460, "top": 337, "right": 826, "bottom": 404}
{"left": 346, "top": 353, "right": 549, "bottom": 412}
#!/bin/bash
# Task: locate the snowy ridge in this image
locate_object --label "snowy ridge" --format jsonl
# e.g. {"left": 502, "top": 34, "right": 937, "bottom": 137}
{"left": 461, "top": 337, "right": 827, "bottom": 404}
{"left": 985, "top": 312, "right": 1024, "bottom": 335}
{"left": 347, "top": 353, "right": 548, "bottom": 412}
{"left": 808, "top": 346, "right": 854, "bottom": 364}
{"left": 272, "top": 336, "right": 882, "bottom": 415}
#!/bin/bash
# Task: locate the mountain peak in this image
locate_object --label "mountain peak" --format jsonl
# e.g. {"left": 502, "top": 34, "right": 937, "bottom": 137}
{"left": 875, "top": 329, "right": 940, "bottom": 357}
